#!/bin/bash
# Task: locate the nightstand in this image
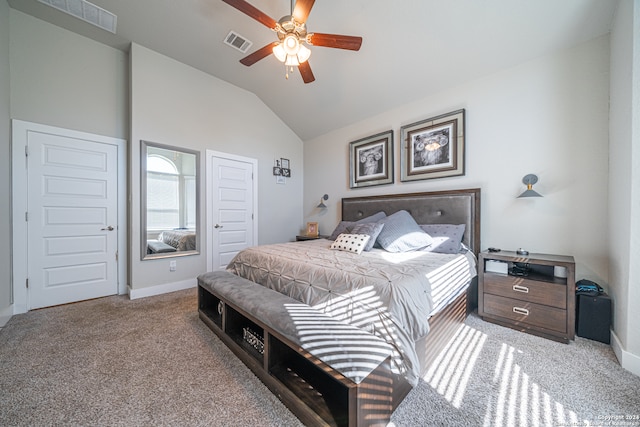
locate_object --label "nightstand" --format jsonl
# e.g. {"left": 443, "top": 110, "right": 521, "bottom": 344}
{"left": 478, "top": 250, "right": 576, "bottom": 343}
{"left": 295, "top": 235, "right": 327, "bottom": 241}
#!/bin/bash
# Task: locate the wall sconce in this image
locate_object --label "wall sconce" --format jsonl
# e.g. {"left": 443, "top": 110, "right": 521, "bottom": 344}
{"left": 518, "top": 174, "right": 543, "bottom": 198}
{"left": 317, "top": 194, "right": 329, "bottom": 208}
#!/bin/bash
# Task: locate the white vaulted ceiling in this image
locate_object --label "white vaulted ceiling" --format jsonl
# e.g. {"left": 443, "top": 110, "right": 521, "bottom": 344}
{"left": 8, "top": 0, "right": 618, "bottom": 141}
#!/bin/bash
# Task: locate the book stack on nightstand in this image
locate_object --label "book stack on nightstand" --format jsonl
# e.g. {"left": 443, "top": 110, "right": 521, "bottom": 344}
{"left": 478, "top": 250, "right": 576, "bottom": 343}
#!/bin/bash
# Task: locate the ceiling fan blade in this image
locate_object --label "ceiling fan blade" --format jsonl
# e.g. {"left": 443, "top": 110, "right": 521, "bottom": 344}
{"left": 298, "top": 62, "right": 315, "bottom": 84}
{"left": 292, "top": 0, "right": 315, "bottom": 24}
{"left": 222, "top": 0, "right": 277, "bottom": 29}
{"left": 307, "top": 33, "right": 363, "bottom": 51}
{"left": 240, "top": 42, "right": 279, "bottom": 66}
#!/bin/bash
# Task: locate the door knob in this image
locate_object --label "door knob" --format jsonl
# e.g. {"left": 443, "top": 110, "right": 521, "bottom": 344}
{"left": 101, "top": 226, "right": 114, "bottom": 231}
{"left": 214, "top": 224, "right": 223, "bottom": 229}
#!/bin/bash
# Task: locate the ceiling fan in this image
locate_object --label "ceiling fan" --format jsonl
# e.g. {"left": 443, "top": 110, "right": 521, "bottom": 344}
{"left": 222, "top": 0, "right": 363, "bottom": 83}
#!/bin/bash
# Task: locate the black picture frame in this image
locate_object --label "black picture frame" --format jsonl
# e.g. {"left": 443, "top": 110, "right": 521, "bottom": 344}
{"left": 349, "top": 130, "right": 394, "bottom": 188}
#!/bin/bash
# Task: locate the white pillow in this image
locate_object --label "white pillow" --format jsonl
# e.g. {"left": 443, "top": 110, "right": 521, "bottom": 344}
{"left": 330, "top": 233, "right": 371, "bottom": 255}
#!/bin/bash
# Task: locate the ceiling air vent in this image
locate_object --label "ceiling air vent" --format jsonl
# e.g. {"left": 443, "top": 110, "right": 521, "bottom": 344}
{"left": 224, "top": 31, "right": 253, "bottom": 54}
{"left": 38, "top": 0, "right": 117, "bottom": 34}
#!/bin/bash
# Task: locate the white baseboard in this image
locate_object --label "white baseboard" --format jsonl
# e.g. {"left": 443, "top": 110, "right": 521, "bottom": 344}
{"left": 128, "top": 278, "right": 197, "bottom": 300}
{"left": 611, "top": 329, "right": 640, "bottom": 377}
{"left": 0, "top": 305, "right": 13, "bottom": 328}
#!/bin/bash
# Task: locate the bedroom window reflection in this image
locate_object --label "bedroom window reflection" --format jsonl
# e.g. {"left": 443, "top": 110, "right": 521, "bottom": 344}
{"left": 147, "top": 155, "right": 180, "bottom": 230}
{"left": 141, "top": 141, "right": 200, "bottom": 260}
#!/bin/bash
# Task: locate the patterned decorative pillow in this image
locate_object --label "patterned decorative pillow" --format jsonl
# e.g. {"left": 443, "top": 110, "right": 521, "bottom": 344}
{"left": 330, "top": 233, "right": 371, "bottom": 255}
{"left": 328, "top": 211, "right": 386, "bottom": 240}
{"left": 349, "top": 222, "right": 384, "bottom": 251}
{"left": 376, "top": 210, "right": 433, "bottom": 253}
{"left": 419, "top": 224, "right": 466, "bottom": 254}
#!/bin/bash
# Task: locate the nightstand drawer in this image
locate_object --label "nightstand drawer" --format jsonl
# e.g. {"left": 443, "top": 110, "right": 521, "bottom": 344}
{"left": 483, "top": 294, "right": 567, "bottom": 334}
{"left": 483, "top": 274, "right": 566, "bottom": 309}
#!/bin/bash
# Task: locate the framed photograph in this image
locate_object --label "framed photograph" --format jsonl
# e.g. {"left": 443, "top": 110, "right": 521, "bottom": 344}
{"left": 400, "top": 109, "right": 465, "bottom": 182}
{"left": 281, "top": 168, "right": 291, "bottom": 178}
{"left": 306, "top": 221, "right": 319, "bottom": 237}
{"left": 349, "top": 130, "right": 394, "bottom": 188}
{"left": 280, "top": 158, "right": 290, "bottom": 169}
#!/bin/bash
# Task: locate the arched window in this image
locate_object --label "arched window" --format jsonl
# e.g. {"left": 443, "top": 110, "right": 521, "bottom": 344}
{"left": 147, "top": 155, "right": 179, "bottom": 230}
{"left": 147, "top": 155, "right": 178, "bottom": 175}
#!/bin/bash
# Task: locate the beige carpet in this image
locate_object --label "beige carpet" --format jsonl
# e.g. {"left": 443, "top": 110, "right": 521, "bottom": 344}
{"left": 1, "top": 288, "right": 638, "bottom": 427}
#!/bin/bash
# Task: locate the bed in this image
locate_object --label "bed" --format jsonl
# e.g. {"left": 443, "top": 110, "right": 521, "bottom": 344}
{"left": 157, "top": 229, "right": 196, "bottom": 251}
{"left": 226, "top": 189, "right": 481, "bottom": 396}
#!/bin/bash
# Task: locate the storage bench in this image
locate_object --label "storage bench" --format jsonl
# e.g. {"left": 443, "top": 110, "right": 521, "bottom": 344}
{"left": 197, "top": 270, "right": 410, "bottom": 427}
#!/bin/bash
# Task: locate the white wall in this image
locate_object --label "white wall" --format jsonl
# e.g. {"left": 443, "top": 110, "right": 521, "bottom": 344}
{"left": 9, "top": 10, "right": 128, "bottom": 139}
{"left": 129, "top": 44, "right": 303, "bottom": 292}
{"left": 631, "top": 0, "right": 640, "bottom": 365}
{"left": 0, "top": 0, "right": 12, "bottom": 327}
{"left": 6, "top": 10, "right": 304, "bottom": 298}
{"left": 305, "top": 36, "right": 610, "bottom": 286}
{"left": 609, "top": 0, "right": 640, "bottom": 374}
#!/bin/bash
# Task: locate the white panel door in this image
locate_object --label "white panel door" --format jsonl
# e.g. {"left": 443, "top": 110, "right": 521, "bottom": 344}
{"left": 27, "top": 131, "right": 119, "bottom": 309}
{"left": 210, "top": 156, "right": 255, "bottom": 270}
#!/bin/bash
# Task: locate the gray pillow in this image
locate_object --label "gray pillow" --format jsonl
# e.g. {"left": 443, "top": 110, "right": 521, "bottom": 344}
{"left": 376, "top": 210, "right": 433, "bottom": 253}
{"left": 328, "top": 211, "right": 386, "bottom": 240}
{"left": 350, "top": 222, "right": 384, "bottom": 251}
{"left": 355, "top": 211, "right": 386, "bottom": 223}
{"left": 419, "top": 224, "right": 466, "bottom": 254}
{"left": 329, "top": 221, "right": 354, "bottom": 240}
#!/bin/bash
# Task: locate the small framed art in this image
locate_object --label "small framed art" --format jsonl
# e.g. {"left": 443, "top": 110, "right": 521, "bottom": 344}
{"left": 273, "top": 159, "right": 282, "bottom": 176}
{"left": 349, "top": 130, "right": 394, "bottom": 188}
{"left": 306, "top": 221, "right": 319, "bottom": 237}
{"left": 280, "top": 158, "right": 291, "bottom": 177}
{"left": 400, "top": 109, "right": 465, "bottom": 182}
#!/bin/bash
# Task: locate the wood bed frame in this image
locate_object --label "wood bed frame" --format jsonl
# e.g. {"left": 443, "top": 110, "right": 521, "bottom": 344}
{"left": 341, "top": 188, "right": 481, "bottom": 406}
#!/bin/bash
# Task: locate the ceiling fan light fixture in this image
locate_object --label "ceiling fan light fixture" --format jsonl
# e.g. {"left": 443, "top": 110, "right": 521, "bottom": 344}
{"left": 272, "top": 43, "right": 286, "bottom": 62}
{"left": 283, "top": 34, "right": 300, "bottom": 55}
{"left": 297, "top": 44, "right": 311, "bottom": 63}
{"left": 273, "top": 39, "right": 310, "bottom": 66}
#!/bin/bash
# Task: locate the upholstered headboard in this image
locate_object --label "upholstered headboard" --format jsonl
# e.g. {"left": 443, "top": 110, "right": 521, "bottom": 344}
{"left": 341, "top": 189, "right": 481, "bottom": 255}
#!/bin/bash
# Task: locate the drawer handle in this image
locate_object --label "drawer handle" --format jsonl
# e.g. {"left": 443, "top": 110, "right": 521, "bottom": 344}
{"left": 513, "top": 285, "right": 529, "bottom": 293}
{"left": 513, "top": 306, "right": 529, "bottom": 316}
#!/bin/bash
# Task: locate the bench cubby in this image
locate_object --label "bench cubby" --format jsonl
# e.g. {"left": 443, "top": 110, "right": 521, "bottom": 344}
{"left": 197, "top": 271, "right": 410, "bottom": 427}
